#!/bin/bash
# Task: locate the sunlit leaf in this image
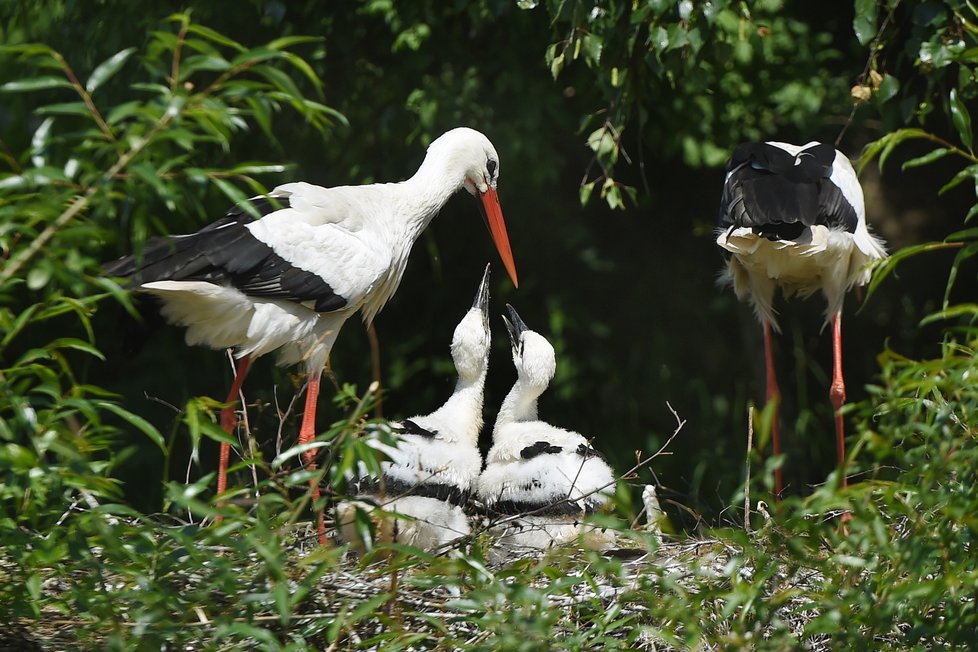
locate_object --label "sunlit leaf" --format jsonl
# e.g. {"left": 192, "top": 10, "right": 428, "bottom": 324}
{"left": 85, "top": 47, "right": 136, "bottom": 93}
{"left": 1, "top": 76, "right": 72, "bottom": 93}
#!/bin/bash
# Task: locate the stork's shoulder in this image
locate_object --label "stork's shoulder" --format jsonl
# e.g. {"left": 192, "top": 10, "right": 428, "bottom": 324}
{"left": 264, "top": 181, "right": 366, "bottom": 227}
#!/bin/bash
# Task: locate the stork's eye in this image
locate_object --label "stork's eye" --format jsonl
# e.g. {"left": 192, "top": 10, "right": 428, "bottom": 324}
{"left": 487, "top": 158, "right": 497, "bottom": 179}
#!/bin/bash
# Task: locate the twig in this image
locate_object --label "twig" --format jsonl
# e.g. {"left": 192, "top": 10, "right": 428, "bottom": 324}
{"left": 745, "top": 405, "right": 754, "bottom": 533}
{"left": 367, "top": 322, "right": 384, "bottom": 419}
{"left": 836, "top": 0, "right": 902, "bottom": 147}
{"left": 1, "top": 117, "right": 170, "bottom": 282}
{"left": 51, "top": 50, "right": 116, "bottom": 143}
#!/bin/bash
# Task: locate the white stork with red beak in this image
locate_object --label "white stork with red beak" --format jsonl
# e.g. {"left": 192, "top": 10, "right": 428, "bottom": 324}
{"left": 716, "top": 140, "right": 887, "bottom": 498}
{"left": 105, "top": 127, "right": 519, "bottom": 543}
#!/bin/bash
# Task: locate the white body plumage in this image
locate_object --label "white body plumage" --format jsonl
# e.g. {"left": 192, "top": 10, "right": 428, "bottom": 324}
{"left": 716, "top": 141, "right": 887, "bottom": 329}
{"left": 476, "top": 305, "right": 616, "bottom": 554}
{"left": 335, "top": 266, "right": 492, "bottom": 551}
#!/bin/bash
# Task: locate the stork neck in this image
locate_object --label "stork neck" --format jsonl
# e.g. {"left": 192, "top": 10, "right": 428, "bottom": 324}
{"left": 400, "top": 154, "right": 467, "bottom": 234}
{"left": 493, "top": 376, "right": 543, "bottom": 436}
{"left": 422, "top": 366, "right": 487, "bottom": 446}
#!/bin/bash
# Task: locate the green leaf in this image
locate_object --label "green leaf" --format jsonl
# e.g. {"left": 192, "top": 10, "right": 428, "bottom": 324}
{"left": 919, "top": 303, "right": 978, "bottom": 326}
{"left": 26, "top": 265, "right": 51, "bottom": 290}
{"left": 34, "top": 101, "right": 90, "bottom": 117}
{"left": 0, "top": 304, "right": 40, "bottom": 350}
{"left": 579, "top": 179, "right": 597, "bottom": 205}
{"left": 1, "top": 76, "right": 72, "bottom": 93}
{"left": 939, "top": 164, "right": 978, "bottom": 195}
{"left": 96, "top": 401, "right": 167, "bottom": 452}
{"left": 949, "top": 88, "right": 973, "bottom": 151}
{"left": 48, "top": 337, "right": 106, "bottom": 360}
{"left": 864, "top": 241, "right": 963, "bottom": 301}
{"left": 267, "top": 35, "right": 322, "bottom": 51}
{"left": 85, "top": 47, "right": 136, "bottom": 93}
{"left": 209, "top": 176, "right": 251, "bottom": 211}
{"left": 901, "top": 147, "right": 950, "bottom": 170}
{"left": 853, "top": 0, "right": 878, "bottom": 46}
{"left": 185, "top": 24, "right": 246, "bottom": 52}
{"left": 582, "top": 34, "right": 603, "bottom": 67}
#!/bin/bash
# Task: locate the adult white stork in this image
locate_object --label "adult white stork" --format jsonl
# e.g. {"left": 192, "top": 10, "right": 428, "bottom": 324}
{"left": 476, "top": 305, "right": 616, "bottom": 554}
{"left": 104, "top": 127, "right": 519, "bottom": 543}
{"left": 335, "top": 265, "right": 491, "bottom": 551}
{"left": 716, "top": 140, "right": 887, "bottom": 497}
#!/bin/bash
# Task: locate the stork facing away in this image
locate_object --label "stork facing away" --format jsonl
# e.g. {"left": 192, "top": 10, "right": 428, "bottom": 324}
{"left": 716, "top": 140, "right": 887, "bottom": 498}
{"left": 105, "top": 128, "right": 519, "bottom": 542}
{"left": 336, "top": 265, "right": 492, "bottom": 551}
{"left": 476, "top": 305, "right": 616, "bottom": 555}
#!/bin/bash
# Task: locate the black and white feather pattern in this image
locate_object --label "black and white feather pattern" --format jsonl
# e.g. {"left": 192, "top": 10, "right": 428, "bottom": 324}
{"left": 105, "top": 196, "right": 347, "bottom": 312}
{"left": 476, "top": 305, "right": 616, "bottom": 553}
{"left": 716, "top": 140, "right": 887, "bottom": 329}
{"left": 335, "top": 266, "right": 492, "bottom": 551}
{"left": 719, "top": 142, "right": 858, "bottom": 241}
{"left": 102, "top": 128, "right": 513, "bottom": 378}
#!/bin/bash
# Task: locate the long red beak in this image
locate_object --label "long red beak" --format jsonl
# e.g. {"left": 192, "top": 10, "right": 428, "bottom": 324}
{"left": 480, "top": 186, "right": 519, "bottom": 288}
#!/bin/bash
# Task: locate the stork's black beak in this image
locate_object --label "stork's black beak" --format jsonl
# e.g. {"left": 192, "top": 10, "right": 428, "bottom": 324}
{"left": 503, "top": 303, "right": 528, "bottom": 350}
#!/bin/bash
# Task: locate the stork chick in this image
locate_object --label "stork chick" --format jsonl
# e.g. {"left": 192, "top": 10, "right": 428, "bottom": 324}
{"left": 336, "top": 265, "right": 492, "bottom": 551}
{"left": 477, "top": 305, "right": 616, "bottom": 554}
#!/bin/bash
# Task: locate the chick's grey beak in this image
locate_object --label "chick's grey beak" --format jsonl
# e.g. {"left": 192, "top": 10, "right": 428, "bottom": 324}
{"left": 472, "top": 263, "right": 491, "bottom": 312}
{"left": 503, "top": 303, "right": 527, "bottom": 350}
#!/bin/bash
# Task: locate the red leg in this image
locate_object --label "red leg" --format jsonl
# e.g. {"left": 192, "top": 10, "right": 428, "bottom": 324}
{"left": 763, "top": 320, "right": 783, "bottom": 499}
{"left": 298, "top": 372, "right": 326, "bottom": 544}
{"left": 216, "top": 355, "right": 252, "bottom": 518}
{"left": 829, "top": 311, "right": 847, "bottom": 489}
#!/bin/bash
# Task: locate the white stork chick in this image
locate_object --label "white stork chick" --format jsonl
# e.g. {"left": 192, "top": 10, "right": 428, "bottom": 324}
{"left": 336, "top": 265, "right": 492, "bottom": 551}
{"left": 716, "top": 141, "right": 887, "bottom": 497}
{"left": 476, "top": 305, "right": 616, "bottom": 554}
{"left": 104, "top": 128, "right": 519, "bottom": 543}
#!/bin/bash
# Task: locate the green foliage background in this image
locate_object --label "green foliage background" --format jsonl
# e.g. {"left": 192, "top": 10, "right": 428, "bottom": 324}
{"left": 2, "top": 0, "right": 978, "bottom": 648}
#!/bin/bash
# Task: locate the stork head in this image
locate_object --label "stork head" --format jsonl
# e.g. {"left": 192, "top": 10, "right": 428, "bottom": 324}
{"left": 502, "top": 304, "right": 556, "bottom": 390}
{"left": 451, "top": 264, "right": 492, "bottom": 383}
{"left": 427, "top": 127, "right": 519, "bottom": 288}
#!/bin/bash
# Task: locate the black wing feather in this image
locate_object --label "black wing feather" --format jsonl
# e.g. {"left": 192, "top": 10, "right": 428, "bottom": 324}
{"left": 719, "top": 142, "right": 857, "bottom": 239}
{"left": 394, "top": 419, "right": 439, "bottom": 439}
{"left": 103, "top": 196, "right": 348, "bottom": 312}
{"left": 520, "top": 441, "right": 564, "bottom": 459}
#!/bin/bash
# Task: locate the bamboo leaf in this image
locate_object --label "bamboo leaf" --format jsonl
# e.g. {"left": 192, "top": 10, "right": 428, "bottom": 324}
{"left": 919, "top": 303, "right": 978, "bottom": 325}
{"left": 902, "top": 147, "right": 951, "bottom": 170}
{"left": 34, "top": 101, "right": 90, "bottom": 117}
{"left": 939, "top": 164, "right": 978, "bottom": 195}
{"left": 267, "top": 35, "right": 322, "bottom": 51}
{"left": 185, "top": 24, "right": 246, "bottom": 52}
{"left": 48, "top": 337, "right": 105, "bottom": 360}
{"left": 86, "top": 47, "right": 136, "bottom": 93}
{"left": 864, "top": 241, "right": 963, "bottom": 301}
{"left": 97, "top": 401, "right": 166, "bottom": 452}
{"left": 0, "top": 304, "right": 40, "bottom": 350}
{"left": 950, "top": 88, "right": 974, "bottom": 152}
{"left": 1, "top": 76, "right": 72, "bottom": 93}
